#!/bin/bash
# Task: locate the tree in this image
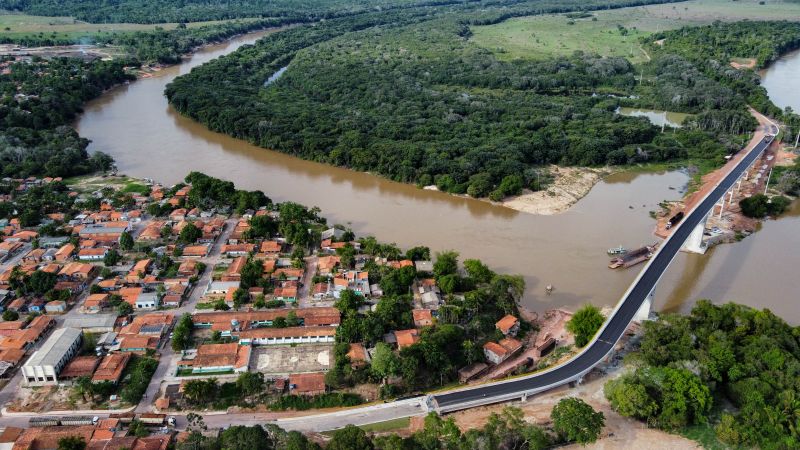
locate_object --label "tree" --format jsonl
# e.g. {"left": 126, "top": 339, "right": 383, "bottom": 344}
{"left": 57, "top": 436, "right": 86, "bottom": 450}
{"left": 220, "top": 425, "right": 272, "bottom": 450}
{"left": 119, "top": 230, "right": 134, "bottom": 251}
{"left": 604, "top": 376, "right": 658, "bottom": 420}
{"left": 433, "top": 251, "right": 459, "bottom": 280}
{"left": 172, "top": 313, "right": 194, "bottom": 351}
{"left": 183, "top": 378, "right": 218, "bottom": 405}
{"left": 371, "top": 342, "right": 400, "bottom": 381}
{"left": 463, "top": 259, "right": 494, "bottom": 284}
{"left": 551, "top": 397, "right": 605, "bottom": 445}
{"left": 2, "top": 310, "right": 18, "bottom": 321}
{"left": 179, "top": 222, "right": 202, "bottom": 244}
{"left": 327, "top": 425, "right": 374, "bottom": 450}
{"left": 236, "top": 371, "right": 265, "bottom": 396}
{"left": 104, "top": 249, "right": 121, "bottom": 267}
{"left": 240, "top": 259, "right": 263, "bottom": 290}
{"left": 117, "top": 302, "right": 133, "bottom": 316}
{"left": 128, "top": 419, "right": 149, "bottom": 437}
{"left": 566, "top": 305, "right": 605, "bottom": 347}
{"left": 405, "top": 246, "right": 430, "bottom": 262}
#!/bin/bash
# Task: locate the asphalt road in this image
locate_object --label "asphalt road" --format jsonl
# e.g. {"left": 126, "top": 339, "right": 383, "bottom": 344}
{"left": 433, "top": 134, "right": 774, "bottom": 411}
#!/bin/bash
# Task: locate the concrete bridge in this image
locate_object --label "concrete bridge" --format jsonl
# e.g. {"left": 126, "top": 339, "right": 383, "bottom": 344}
{"left": 431, "top": 129, "right": 777, "bottom": 413}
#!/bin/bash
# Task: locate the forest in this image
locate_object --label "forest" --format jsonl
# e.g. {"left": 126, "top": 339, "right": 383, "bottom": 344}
{"left": 165, "top": 3, "right": 794, "bottom": 200}
{"left": 605, "top": 301, "right": 800, "bottom": 449}
{"left": 0, "top": 57, "right": 127, "bottom": 178}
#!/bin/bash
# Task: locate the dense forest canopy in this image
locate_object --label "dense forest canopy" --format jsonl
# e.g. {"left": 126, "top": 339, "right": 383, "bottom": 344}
{"left": 165, "top": 2, "right": 796, "bottom": 199}
{"left": 0, "top": 57, "right": 128, "bottom": 178}
{"left": 606, "top": 301, "right": 800, "bottom": 449}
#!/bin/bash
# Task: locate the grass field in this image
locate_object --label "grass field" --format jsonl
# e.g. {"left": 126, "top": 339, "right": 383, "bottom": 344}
{"left": 0, "top": 13, "right": 255, "bottom": 41}
{"left": 321, "top": 417, "right": 411, "bottom": 436}
{"left": 470, "top": 0, "right": 800, "bottom": 62}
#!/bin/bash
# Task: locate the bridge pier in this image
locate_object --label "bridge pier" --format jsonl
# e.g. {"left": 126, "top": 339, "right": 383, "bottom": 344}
{"left": 633, "top": 288, "right": 654, "bottom": 322}
{"left": 681, "top": 212, "right": 709, "bottom": 254}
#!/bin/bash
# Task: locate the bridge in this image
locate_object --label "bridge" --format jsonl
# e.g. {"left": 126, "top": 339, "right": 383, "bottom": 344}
{"left": 430, "top": 128, "right": 777, "bottom": 413}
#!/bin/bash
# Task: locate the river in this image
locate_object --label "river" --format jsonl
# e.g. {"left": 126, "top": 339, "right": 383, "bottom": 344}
{"left": 76, "top": 30, "right": 800, "bottom": 323}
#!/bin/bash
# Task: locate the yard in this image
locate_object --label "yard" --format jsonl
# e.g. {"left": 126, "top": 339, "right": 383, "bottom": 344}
{"left": 470, "top": 0, "right": 800, "bottom": 63}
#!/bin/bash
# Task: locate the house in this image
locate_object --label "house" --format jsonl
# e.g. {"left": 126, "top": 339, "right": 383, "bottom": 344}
{"left": 273, "top": 268, "right": 303, "bottom": 281}
{"left": 126, "top": 259, "right": 152, "bottom": 284}
{"left": 221, "top": 243, "right": 255, "bottom": 257}
{"left": 43, "top": 300, "right": 66, "bottom": 314}
{"left": 394, "top": 329, "right": 420, "bottom": 349}
{"left": 82, "top": 293, "right": 109, "bottom": 313}
{"left": 179, "top": 343, "right": 251, "bottom": 374}
{"left": 169, "top": 208, "right": 187, "bottom": 221}
{"left": 92, "top": 353, "right": 131, "bottom": 384}
{"left": 177, "top": 259, "right": 199, "bottom": 277}
{"left": 346, "top": 343, "right": 369, "bottom": 369}
{"left": 420, "top": 291, "right": 441, "bottom": 309}
{"left": 260, "top": 240, "right": 282, "bottom": 254}
{"left": 222, "top": 257, "right": 246, "bottom": 282}
{"left": 273, "top": 286, "right": 298, "bottom": 303}
{"left": 21, "top": 327, "right": 82, "bottom": 385}
{"left": 119, "top": 313, "right": 174, "bottom": 336}
{"left": 496, "top": 315, "right": 520, "bottom": 337}
{"left": 483, "top": 337, "right": 523, "bottom": 365}
{"left": 205, "top": 280, "right": 240, "bottom": 296}
{"left": 415, "top": 260, "right": 434, "bottom": 273}
{"left": 116, "top": 334, "right": 159, "bottom": 353}
{"left": 312, "top": 282, "right": 330, "bottom": 300}
{"left": 317, "top": 255, "right": 340, "bottom": 276}
{"left": 58, "top": 262, "right": 96, "bottom": 281}
{"left": 134, "top": 292, "right": 160, "bottom": 310}
{"left": 77, "top": 247, "right": 108, "bottom": 261}
{"left": 53, "top": 243, "right": 76, "bottom": 262}
{"left": 182, "top": 244, "right": 210, "bottom": 258}
{"left": 289, "top": 372, "right": 326, "bottom": 396}
{"left": 412, "top": 309, "right": 433, "bottom": 327}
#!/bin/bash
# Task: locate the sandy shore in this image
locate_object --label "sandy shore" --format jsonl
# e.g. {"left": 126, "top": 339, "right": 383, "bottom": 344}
{"left": 501, "top": 166, "right": 608, "bottom": 215}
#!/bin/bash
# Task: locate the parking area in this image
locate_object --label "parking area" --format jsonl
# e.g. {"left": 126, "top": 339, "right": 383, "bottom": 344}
{"left": 253, "top": 344, "right": 333, "bottom": 375}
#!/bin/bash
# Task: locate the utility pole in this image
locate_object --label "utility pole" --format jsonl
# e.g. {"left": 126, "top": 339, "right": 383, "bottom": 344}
{"left": 794, "top": 128, "right": 800, "bottom": 149}
{"left": 764, "top": 166, "right": 773, "bottom": 195}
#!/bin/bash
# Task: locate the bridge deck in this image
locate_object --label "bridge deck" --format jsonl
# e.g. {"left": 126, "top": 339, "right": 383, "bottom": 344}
{"left": 433, "top": 134, "right": 774, "bottom": 412}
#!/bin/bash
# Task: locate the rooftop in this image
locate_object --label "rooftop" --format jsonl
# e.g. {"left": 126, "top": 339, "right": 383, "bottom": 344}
{"left": 24, "top": 327, "right": 82, "bottom": 369}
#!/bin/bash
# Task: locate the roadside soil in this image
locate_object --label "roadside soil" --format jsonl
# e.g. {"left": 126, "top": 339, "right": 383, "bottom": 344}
{"left": 502, "top": 166, "right": 608, "bottom": 215}
{"left": 730, "top": 58, "right": 757, "bottom": 69}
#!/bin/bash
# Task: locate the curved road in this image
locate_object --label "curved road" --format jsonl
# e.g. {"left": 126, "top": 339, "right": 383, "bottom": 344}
{"left": 432, "top": 131, "right": 776, "bottom": 412}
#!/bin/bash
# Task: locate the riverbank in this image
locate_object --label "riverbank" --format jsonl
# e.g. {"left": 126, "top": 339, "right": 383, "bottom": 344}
{"left": 501, "top": 166, "right": 608, "bottom": 215}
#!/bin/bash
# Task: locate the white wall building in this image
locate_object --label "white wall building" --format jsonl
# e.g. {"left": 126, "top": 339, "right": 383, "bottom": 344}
{"left": 22, "top": 327, "right": 82, "bottom": 385}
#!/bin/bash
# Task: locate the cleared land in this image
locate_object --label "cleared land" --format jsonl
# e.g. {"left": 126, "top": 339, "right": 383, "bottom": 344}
{"left": 470, "top": 0, "right": 800, "bottom": 62}
{"left": 0, "top": 13, "right": 256, "bottom": 41}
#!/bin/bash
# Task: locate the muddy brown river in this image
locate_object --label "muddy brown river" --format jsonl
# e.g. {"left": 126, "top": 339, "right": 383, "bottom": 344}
{"left": 76, "top": 30, "right": 800, "bottom": 323}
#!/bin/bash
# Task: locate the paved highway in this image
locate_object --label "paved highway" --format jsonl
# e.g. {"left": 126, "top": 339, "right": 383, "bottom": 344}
{"left": 432, "top": 132, "right": 775, "bottom": 412}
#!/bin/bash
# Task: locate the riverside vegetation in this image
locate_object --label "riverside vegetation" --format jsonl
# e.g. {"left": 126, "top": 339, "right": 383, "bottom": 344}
{"left": 605, "top": 300, "right": 800, "bottom": 449}
{"left": 165, "top": 3, "right": 800, "bottom": 202}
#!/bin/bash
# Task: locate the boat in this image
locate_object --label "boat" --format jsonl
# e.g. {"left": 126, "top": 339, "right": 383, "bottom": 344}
{"left": 607, "top": 245, "right": 627, "bottom": 255}
{"left": 546, "top": 285, "right": 554, "bottom": 294}
{"left": 608, "top": 243, "right": 659, "bottom": 269}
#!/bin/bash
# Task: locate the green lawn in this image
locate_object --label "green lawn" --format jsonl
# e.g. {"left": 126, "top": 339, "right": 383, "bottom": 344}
{"left": 322, "top": 417, "right": 411, "bottom": 436}
{"left": 0, "top": 13, "right": 257, "bottom": 41}
{"left": 470, "top": 0, "right": 800, "bottom": 62}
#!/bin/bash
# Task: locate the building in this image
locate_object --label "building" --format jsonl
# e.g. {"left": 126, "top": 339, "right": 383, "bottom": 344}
{"left": 43, "top": 300, "right": 66, "bottom": 314}
{"left": 63, "top": 314, "right": 117, "bottom": 334}
{"left": 59, "top": 356, "right": 101, "bottom": 381}
{"left": 178, "top": 343, "right": 251, "bottom": 374}
{"left": 92, "top": 353, "right": 131, "bottom": 384}
{"left": 394, "top": 329, "right": 420, "bottom": 349}
{"left": 495, "top": 314, "right": 520, "bottom": 336}
{"left": 21, "top": 327, "right": 82, "bottom": 385}
{"left": 483, "top": 337, "right": 523, "bottom": 365}
{"left": 412, "top": 309, "right": 433, "bottom": 327}
{"left": 191, "top": 307, "right": 340, "bottom": 330}
{"left": 289, "top": 372, "right": 326, "bottom": 396}
{"left": 134, "top": 292, "right": 160, "bottom": 310}
{"left": 77, "top": 247, "right": 108, "bottom": 261}
{"left": 235, "top": 326, "right": 336, "bottom": 346}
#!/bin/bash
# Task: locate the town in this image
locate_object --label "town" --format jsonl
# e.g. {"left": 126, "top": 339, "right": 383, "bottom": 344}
{"left": 0, "top": 171, "right": 585, "bottom": 448}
